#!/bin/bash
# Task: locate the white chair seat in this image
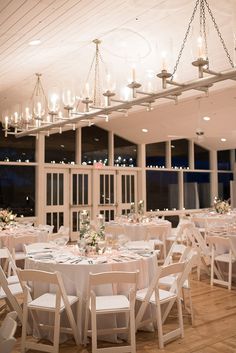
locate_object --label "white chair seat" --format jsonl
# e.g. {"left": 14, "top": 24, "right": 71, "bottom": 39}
{"left": 29, "top": 293, "right": 78, "bottom": 311}
{"left": 215, "top": 253, "right": 236, "bottom": 263}
{"left": 136, "top": 287, "right": 176, "bottom": 304}
{"left": 7, "top": 275, "right": 19, "bottom": 285}
{"left": 0, "top": 282, "right": 23, "bottom": 299}
{"left": 92, "top": 295, "right": 130, "bottom": 312}
{"left": 14, "top": 252, "right": 26, "bottom": 261}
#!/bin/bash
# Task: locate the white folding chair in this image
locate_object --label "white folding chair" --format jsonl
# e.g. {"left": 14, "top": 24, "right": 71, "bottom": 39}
{"left": 84, "top": 270, "right": 139, "bottom": 353}
{"left": 206, "top": 235, "right": 236, "bottom": 290}
{"left": 146, "top": 224, "right": 167, "bottom": 263}
{"left": 185, "top": 223, "right": 211, "bottom": 280}
{"left": 0, "top": 267, "right": 23, "bottom": 325}
{"left": 0, "top": 311, "right": 17, "bottom": 353}
{"left": 38, "top": 224, "right": 54, "bottom": 234}
{"left": 18, "top": 269, "right": 80, "bottom": 353}
{"left": 58, "top": 226, "right": 69, "bottom": 236}
{"left": 0, "top": 248, "right": 19, "bottom": 285}
{"left": 135, "top": 262, "right": 185, "bottom": 349}
{"left": 9, "top": 234, "right": 38, "bottom": 262}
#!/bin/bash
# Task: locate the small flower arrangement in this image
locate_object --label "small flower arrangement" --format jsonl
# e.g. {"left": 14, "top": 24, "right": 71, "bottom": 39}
{"left": 83, "top": 230, "right": 102, "bottom": 247}
{"left": 138, "top": 200, "right": 144, "bottom": 216}
{"left": 130, "top": 202, "right": 135, "bottom": 214}
{"left": 79, "top": 210, "right": 90, "bottom": 238}
{"left": 214, "top": 197, "right": 230, "bottom": 214}
{"left": 0, "top": 209, "right": 17, "bottom": 225}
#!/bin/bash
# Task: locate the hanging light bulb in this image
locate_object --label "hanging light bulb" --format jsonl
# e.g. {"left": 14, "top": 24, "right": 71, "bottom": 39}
{"left": 32, "top": 74, "right": 46, "bottom": 119}
{"left": 48, "top": 87, "right": 60, "bottom": 114}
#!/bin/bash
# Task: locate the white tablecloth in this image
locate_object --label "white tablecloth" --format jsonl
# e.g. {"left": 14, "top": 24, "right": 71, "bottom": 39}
{"left": 25, "top": 245, "right": 157, "bottom": 343}
{"left": 106, "top": 220, "right": 171, "bottom": 241}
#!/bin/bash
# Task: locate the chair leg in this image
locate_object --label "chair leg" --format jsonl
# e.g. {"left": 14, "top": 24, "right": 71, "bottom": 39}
{"left": 177, "top": 297, "right": 184, "bottom": 338}
{"left": 53, "top": 309, "right": 60, "bottom": 353}
{"left": 91, "top": 310, "right": 97, "bottom": 353}
{"left": 130, "top": 307, "right": 136, "bottom": 353}
{"left": 229, "top": 261, "right": 232, "bottom": 291}
{"left": 21, "top": 301, "right": 28, "bottom": 353}
{"left": 156, "top": 302, "right": 164, "bottom": 349}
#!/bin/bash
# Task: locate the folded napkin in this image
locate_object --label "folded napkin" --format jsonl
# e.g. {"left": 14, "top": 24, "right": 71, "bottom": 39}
{"left": 125, "top": 240, "right": 154, "bottom": 251}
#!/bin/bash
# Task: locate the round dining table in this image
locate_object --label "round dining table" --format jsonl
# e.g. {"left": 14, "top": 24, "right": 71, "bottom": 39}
{"left": 25, "top": 243, "right": 158, "bottom": 344}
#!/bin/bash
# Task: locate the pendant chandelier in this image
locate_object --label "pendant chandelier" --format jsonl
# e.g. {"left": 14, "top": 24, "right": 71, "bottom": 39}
{"left": 2, "top": 0, "right": 236, "bottom": 138}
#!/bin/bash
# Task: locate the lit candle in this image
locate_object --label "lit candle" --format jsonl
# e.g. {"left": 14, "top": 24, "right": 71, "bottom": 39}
{"left": 85, "top": 82, "right": 90, "bottom": 98}
{"left": 161, "top": 51, "right": 167, "bottom": 71}
{"left": 131, "top": 66, "right": 136, "bottom": 82}
{"left": 197, "top": 36, "right": 204, "bottom": 58}
{"left": 5, "top": 116, "right": 8, "bottom": 130}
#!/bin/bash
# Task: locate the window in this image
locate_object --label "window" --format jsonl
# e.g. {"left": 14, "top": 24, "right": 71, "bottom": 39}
{"left": 217, "top": 150, "right": 231, "bottom": 170}
{"left": 82, "top": 126, "right": 108, "bottom": 165}
{"left": 218, "top": 173, "right": 233, "bottom": 201}
{"left": 146, "top": 171, "right": 179, "bottom": 211}
{"left": 0, "top": 166, "right": 35, "bottom": 216}
{"left": 146, "top": 142, "right": 166, "bottom": 167}
{"left": 45, "top": 130, "right": 76, "bottom": 164}
{"left": 0, "top": 124, "right": 35, "bottom": 162}
{"left": 184, "top": 172, "right": 210, "bottom": 209}
{"left": 171, "top": 139, "right": 189, "bottom": 168}
{"left": 194, "top": 143, "right": 210, "bottom": 170}
{"left": 114, "top": 135, "right": 137, "bottom": 167}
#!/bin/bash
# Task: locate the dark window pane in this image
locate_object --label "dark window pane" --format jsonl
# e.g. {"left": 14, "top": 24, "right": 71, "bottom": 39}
{"left": 218, "top": 173, "right": 233, "bottom": 200}
{"left": 131, "top": 175, "right": 135, "bottom": 202}
{"left": 127, "top": 175, "right": 130, "bottom": 203}
{"left": 146, "top": 171, "right": 179, "bottom": 211}
{"left": 84, "top": 175, "right": 88, "bottom": 204}
{"left": 110, "top": 210, "right": 114, "bottom": 220}
{"left": 0, "top": 124, "right": 35, "bottom": 162}
{"left": 53, "top": 212, "right": 58, "bottom": 231}
{"left": 184, "top": 172, "right": 210, "bottom": 208}
{"left": 59, "top": 212, "right": 64, "bottom": 229}
{"left": 171, "top": 139, "right": 189, "bottom": 168}
{"left": 73, "top": 211, "right": 78, "bottom": 232}
{"left": 100, "top": 175, "right": 104, "bottom": 204}
{"left": 218, "top": 150, "right": 231, "bottom": 170}
{"left": 59, "top": 174, "right": 63, "bottom": 205}
{"left": 45, "top": 130, "right": 76, "bottom": 164}
{"left": 82, "top": 126, "right": 108, "bottom": 165}
{"left": 110, "top": 175, "right": 114, "bottom": 203}
{"left": 146, "top": 142, "right": 166, "bottom": 168}
{"left": 79, "top": 174, "right": 83, "bottom": 204}
{"left": 105, "top": 175, "right": 109, "bottom": 204}
{"left": 114, "top": 135, "right": 137, "bottom": 167}
{"left": 46, "top": 213, "right": 51, "bottom": 226}
{"left": 0, "top": 166, "right": 35, "bottom": 216}
{"left": 194, "top": 143, "right": 210, "bottom": 170}
{"left": 73, "top": 174, "right": 77, "bottom": 205}
{"left": 47, "top": 173, "right": 51, "bottom": 206}
{"left": 53, "top": 174, "right": 58, "bottom": 205}
{"left": 122, "top": 175, "right": 125, "bottom": 203}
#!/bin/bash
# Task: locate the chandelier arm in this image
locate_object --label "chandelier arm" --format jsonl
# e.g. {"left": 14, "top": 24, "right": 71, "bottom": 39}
{"left": 203, "top": 0, "right": 234, "bottom": 68}
{"left": 171, "top": 0, "right": 200, "bottom": 80}
{"left": 15, "top": 68, "right": 236, "bottom": 138}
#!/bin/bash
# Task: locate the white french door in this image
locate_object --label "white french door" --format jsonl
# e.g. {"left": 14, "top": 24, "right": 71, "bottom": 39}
{"left": 70, "top": 169, "right": 91, "bottom": 240}
{"left": 97, "top": 170, "right": 116, "bottom": 221}
{"left": 117, "top": 170, "right": 137, "bottom": 215}
{"left": 45, "top": 168, "right": 69, "bottom": 232}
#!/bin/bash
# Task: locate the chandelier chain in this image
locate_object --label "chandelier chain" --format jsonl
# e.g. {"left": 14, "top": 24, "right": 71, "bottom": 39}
{"left": 203, "top": 0, "right": 234, "bottom": 68}
{"left": 171, "top": 0, "right": 200, "bottom": 80}
{"left": 200, "top": 0, "right": 209, "bottom": 64}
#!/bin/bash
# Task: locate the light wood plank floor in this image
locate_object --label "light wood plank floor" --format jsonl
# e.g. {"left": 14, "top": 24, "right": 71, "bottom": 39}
{"left": 2, "top": 273, "right": 236, "bottom": 353}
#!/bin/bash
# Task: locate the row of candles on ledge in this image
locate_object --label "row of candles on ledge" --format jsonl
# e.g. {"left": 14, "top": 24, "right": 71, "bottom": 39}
{"left": 147, "top": 165, "right": 190, "bottom": 169}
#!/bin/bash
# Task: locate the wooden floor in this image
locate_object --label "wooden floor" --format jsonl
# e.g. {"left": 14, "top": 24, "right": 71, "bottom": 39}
{"left": 3, "top": 272, "right": 236, "bottom": 353}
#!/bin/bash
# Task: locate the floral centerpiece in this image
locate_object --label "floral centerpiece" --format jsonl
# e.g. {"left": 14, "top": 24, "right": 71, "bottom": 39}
{"left": 130, "top": 202, "right": 135, "bottom": 214}
{"left": 96, "top": 214, "right": 105, "bottom": 239}
{"left": 138, "top": 200, "right": 144, "bottom": 216}
{"left": 79, "top": 210, "right": 90, "bottom": 238}
{"left": 0, "top": 209, "right": 17, "bottom": 229}
{"left": 213, "top": 197, "right": 230, "bottom": 214}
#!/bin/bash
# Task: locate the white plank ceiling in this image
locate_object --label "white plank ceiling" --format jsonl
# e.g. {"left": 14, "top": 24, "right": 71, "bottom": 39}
{"left": 1, "top": 0, "right": 236, "bottom": 150}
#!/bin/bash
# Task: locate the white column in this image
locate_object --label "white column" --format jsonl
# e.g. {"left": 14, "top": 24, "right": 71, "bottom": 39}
{"left": 210, "top": 150, "right": 218, "bottom": 201}
{"left": 108, "top": 131, "right": 114, "bottom": 166}
{"left": 75, "top": 127, "right": 82, "bottom": 165}
{"left": 166, "top": 141, "right": 171, "bottom": 169}
{"left": 35, "top": 134, "right": 45, "bottom": 225}
{"left": 137, "top": 144, "right": 146, "bottom": 211}
{"left": 189, "top": 139, "right": 194, "bottom": 169}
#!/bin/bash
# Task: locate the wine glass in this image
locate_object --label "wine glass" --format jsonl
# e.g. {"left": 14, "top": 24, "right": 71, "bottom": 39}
{"left": 105, "top": 233, "right": 113, "bottom": 253}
